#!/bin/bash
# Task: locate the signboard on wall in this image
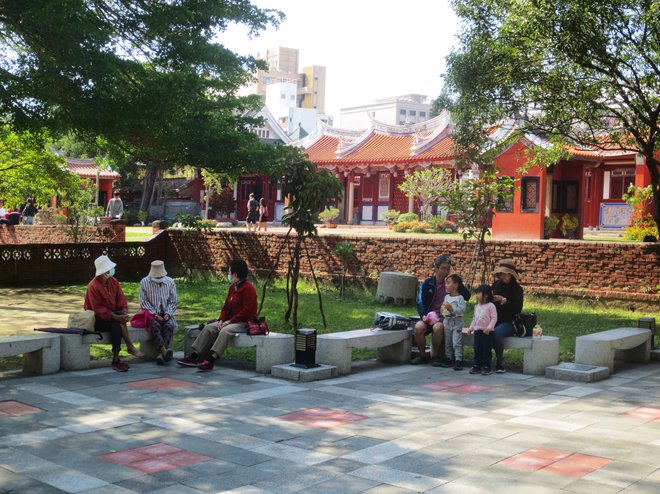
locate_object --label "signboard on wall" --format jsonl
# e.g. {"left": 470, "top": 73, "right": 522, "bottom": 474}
{"left": 599, "top": 203, "right": 633, "bottom": 229}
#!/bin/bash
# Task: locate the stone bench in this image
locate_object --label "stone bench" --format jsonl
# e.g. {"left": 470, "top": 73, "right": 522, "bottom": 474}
{"left": 316, "top": 328, "right": 413, "bottom": 375}
{"left": 376, "top": 272, "right": 418, "bottom": 305}
{"left": 184, "top": 325, "right": 294, "bottom": 374}
{"left": 575, "top": 327, "right": 651, "bottom": 374}
{"left": 60, "top": 326, "right": 171, "bottom": 371}
{"left": 0, "top": 334, "right": 61, "bottom": 375}
{"left": 461, "top": 330, "right": 559, "bottom": 375}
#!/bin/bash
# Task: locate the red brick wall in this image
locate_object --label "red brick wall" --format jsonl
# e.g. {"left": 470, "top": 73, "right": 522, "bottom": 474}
{"left": 0, "top": 225, "right": 121, "bottom": 244}
{"left": 165, "top": 230, "right": 660, "bottom": 302}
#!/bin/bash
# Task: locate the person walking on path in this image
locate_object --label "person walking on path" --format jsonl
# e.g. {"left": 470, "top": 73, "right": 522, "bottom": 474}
{"left": 106, "top": 190, "right": 124, "bottom": 219}
{"left": 411, "top": 255, "right": 471, "bottom": 366}
{"left": 84, "top": 255, "right": 144, "bottom": 371}
{"left": 257, "top": 197, "right": 269, "bottom": 232}
{"left": 245, "top": 193, "right": 259, "bottom": 231}
{"left": 21, "top": 198, "right": 38, "bottom": 225}
{"left": 467, "top": 284, "right": 498, "bottom": 375}
{"left": 491, "top": 259, "right": 524, "bottom": 373}
{"left": 138, "top": 260, "right": 178, "bottom": 365}
{"left": 177, "top": 259, "right": 257, "bottom": 372}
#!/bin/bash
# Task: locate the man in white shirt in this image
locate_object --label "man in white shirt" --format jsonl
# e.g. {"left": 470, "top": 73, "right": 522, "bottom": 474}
{"left": 106, "top": 190, "right": 124, "bottom": 218}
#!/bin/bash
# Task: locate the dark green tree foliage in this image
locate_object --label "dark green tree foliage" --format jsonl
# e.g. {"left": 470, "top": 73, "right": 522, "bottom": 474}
{"left": 441, "top": 0, "right": 660, "bottom": 225}
{"left": 0, "top": 1, "right": 284, "bottom": 207}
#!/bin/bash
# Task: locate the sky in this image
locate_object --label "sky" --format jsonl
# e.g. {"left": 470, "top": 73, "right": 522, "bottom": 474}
{"left": 220, "top": 0, "right": 460, "bottom": 121}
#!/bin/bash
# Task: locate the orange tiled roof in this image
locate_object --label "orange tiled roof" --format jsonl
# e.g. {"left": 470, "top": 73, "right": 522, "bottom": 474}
{"left": 67, "top": 159, "right": 121, "bottom": 179}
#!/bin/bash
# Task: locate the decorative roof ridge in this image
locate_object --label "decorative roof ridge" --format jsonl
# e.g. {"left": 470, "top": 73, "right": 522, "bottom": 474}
{"left": 410, "top": 111, "right": 453, "bottom": 155}
{"left": 256, "top": 106, "right": 292, "bottom": 144}
{"left": 335, "top": 127, "right": 375, "bottom": 159}
{"left": 66, "top": 157, "right": 98, "bottom": 165}
{"left": 291, "top": 120, "right": 363, "bottom": 149}
{"left": 368, "top": 111, "right": 451, "bottom": 135}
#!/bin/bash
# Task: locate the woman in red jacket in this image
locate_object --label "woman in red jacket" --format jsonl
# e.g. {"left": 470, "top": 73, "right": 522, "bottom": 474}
{"left": 177, "top": 259, "right": 257, "bottom": 372}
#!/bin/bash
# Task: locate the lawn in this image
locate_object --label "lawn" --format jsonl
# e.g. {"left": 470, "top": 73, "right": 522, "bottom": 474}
{"left": 125, "top": 226, "right": 154, "bottom": 242}
{"left": 51, "top": 277, "right": 659, "bottom": 367}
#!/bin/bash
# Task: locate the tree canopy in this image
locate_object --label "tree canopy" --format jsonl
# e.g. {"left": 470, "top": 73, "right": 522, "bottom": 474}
{"left": 0, "top": 1, "right": 284, "bottom": 185}
{"left": 441, "top": 0, "right": 660, "bottom": 225}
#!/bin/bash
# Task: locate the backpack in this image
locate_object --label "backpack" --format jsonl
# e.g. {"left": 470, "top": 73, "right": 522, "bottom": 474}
{"left": 374, "top": 312, "right": 411, "bottom": 330}
{"left": 513, "top": 312, "right": 537, "bottom": 337}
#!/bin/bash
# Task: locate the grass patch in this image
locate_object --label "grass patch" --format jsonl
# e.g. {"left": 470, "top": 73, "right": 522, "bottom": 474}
{"left": 4, "top": 278, "right": 659, "bottom": 372}
{"left": 125, "top": 226, "right": 154, "bottom": 242}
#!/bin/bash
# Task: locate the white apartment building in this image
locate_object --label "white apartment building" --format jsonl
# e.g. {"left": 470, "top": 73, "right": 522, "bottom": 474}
{"left": 340, "top": 94, "right": 432, "bottom": 130}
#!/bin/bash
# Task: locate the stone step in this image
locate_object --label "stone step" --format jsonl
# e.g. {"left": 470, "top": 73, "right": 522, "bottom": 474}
{"left": 545, "top": 362, "right": 610, "bottom": 382}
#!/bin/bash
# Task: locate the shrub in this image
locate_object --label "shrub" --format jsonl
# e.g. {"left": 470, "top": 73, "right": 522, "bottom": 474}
{"left": 318, "top": 207, "right": 340, "bottom": 223}
{"left": 199, "top": 219, "right": 217, "bottom": 229}
{"left": 427, "top": 214, "right": 457, "bottom": 233}
{"left": 123, "top": 210, "right": 139, "bottom": 225}
{"left": 35, "top": 207, "right": 59, "bottom": 225}
{"left": 210, "top": 187, "right": 236, "bottom": 217}
{"left": 544, "top": 216, "right": 560, "bottom": 236}
{"left": 397, "top": 212, "right": 419, "bottom": 223}
{"left": 394, "top": 220, "right": 429, "bottom": 232}
{"left": 561, "top": 214, "right": 579, "bottom": 236}
{"left": 381, "top": 209, "right": 400, "bottom": 225}
{"left": 625, "top": 216, "right": 658, "bottom": 241}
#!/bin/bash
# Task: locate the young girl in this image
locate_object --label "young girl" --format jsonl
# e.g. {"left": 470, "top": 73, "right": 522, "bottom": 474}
{"left": 467, "top": 284, "right": 498, "bottom": 375}
{"left": 257, "top": 198, "right": 268, "bottom": 232}
{"left": 442, "top": 274, "right": 467, "bottom": 370}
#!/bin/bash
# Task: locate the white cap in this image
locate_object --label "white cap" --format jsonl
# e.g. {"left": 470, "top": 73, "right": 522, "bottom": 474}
{"left": 94, "top": 255, "right": 116, "bottom": 277}
{"left": 148, "top": 260, "right": 167, "bottom": 279}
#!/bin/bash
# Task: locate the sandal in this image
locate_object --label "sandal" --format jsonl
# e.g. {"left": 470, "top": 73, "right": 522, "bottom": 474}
{"left": 128, "top": 347, "right": 145, "bottom": 358}
{"left": 112, "top": 359, "right": 129, "bottom": 372}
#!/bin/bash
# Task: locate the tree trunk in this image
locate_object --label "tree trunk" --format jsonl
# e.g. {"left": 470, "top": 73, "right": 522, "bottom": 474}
{"left": 140, "top": 165, "right": 159, "bottom": 212}
{"left": 647, "top": 155, "right": 660, "bottom": 234}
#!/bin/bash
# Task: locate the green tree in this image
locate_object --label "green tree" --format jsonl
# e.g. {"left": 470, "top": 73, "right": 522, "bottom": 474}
{"left": 259, "top": 147, "right": 343, "bottom": 329}
{"left": 398, "top": 168, "right": 454, "bottom": 220}
{"left": 0, "top": 125, "right": 77, "bottom": 207}
{"left": 441, "top": 0, "right": 660, "bottom": 228}
{"left": 445, "top": 169, "right": 514, "bottom": 287}
{"left": 0, "top": 1, "right": 284, "bottom": 211}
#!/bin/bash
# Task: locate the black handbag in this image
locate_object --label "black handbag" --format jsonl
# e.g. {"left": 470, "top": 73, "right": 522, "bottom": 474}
{"left": 513, "top": 312, "right": 537, "bottom": 337}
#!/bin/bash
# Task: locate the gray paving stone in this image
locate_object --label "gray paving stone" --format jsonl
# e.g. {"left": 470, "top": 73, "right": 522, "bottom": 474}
{"left": 31, "top": 468, "right": 108, "bottom": 493}
{"left": 304, "top": 473, "right": 379, "bottom": 493}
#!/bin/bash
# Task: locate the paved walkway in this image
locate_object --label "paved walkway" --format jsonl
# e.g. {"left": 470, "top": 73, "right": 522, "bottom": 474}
{"left": 0, "top": 356, "right": 658, "bottom": 493}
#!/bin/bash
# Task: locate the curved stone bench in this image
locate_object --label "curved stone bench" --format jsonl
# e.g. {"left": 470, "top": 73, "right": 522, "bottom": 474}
{"left": 0, "top": 334, "right": 61, "bottom": 375}
{"left": 377, "top": 272, "right": 418, "bottom": 305}
{"left": 184, "top": 325, "right": 294, "bottom": 374}
{"left": 316, "top": 327, "right": 413, "bottom": 375}
{"left": 575, "top": 327, "right": 651, "bottom": 374}
{"left": 461, "top": 330, "right": 559, "bottom": 375}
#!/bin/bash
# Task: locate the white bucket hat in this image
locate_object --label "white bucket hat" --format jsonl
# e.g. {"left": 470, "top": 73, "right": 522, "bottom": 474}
{"left": 149, "top": 260, "right": 167, "bottom": 279}
{"left": 94, "top": 255, "right": 116, "bottom": 277}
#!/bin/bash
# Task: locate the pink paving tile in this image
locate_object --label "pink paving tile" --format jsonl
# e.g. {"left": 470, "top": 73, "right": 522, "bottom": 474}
{"left": 101, "top": 443, "right": 211, "bottom": 473}
{"left": 419, "top": 381, "right": 491, "bottom": 394}
{"left": 279, "top": 407, "right": 369, "bottom": 429}
{"left": 126, "top": 378, "right": 198, "bottom": 392}
{"left": 133, "top": 443, "right": 182, "bottom": 456}
{"left": 500, "top": 447, "right": 574, "bottom": 471}
{"left": 0, "top": 401, "right": 41, "bottom": 416}
{"left": 101, "top": 449, "right": 152, "bottom": 466}
{"left": 419, "top": 380, "right": 465, "bottom": 391}
{"left": 163, "top": 450, "right": 213, "bottom": 466}
{"left": 543, "top": 453, "right": 612, "bottom": 478}
{"left": 622, "top": 406, "right": 660, "bottom": 421}
{"left": 130, "top": 458, "right": 179, "bottom": 473}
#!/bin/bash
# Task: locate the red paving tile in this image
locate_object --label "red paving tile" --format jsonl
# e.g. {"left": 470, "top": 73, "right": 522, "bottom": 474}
{"left": 420, "top": 381, "right": 491, "bottom": 394}
{"left": 501, "top": 447, "right": 574, "bottom": 470}
{"left": 126, "top": 378, "right": 197, "bottom": 392}
{"left": 501, "top": 448, "right": 611, "bottom": 478}
{"left": 544, "top": 453, "right": 611, "bottom": 477}
{"left": 101, "top": 443, "right": 211, "bottom": 473}
{"left": 622, "top": 407, "right": 660, "bottom": 421}
{"left": 0, "top": 401, "right": 41, "bottom": 417}
{"left": 279, "top": 407, "right": 369, "bottom": 429}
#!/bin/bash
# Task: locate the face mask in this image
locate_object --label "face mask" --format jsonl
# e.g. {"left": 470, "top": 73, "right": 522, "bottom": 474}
{"left": 227, "top": 273, "right": 233, "bottom": 283}
{"left": 107, "top": 268, "right": 116, "bottom": 278}
{"left": 151, "top": 276, "right": 165, "bottom": 283}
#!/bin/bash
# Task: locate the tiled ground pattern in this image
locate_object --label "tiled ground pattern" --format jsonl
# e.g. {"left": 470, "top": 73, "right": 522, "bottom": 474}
{"left": 0, "top": 359, "right": 658, "bottom": 493}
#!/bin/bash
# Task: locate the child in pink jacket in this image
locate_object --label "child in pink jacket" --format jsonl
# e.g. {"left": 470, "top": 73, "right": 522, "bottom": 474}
{"left": 467, "top": 284, "right": 498, "bottom": 375}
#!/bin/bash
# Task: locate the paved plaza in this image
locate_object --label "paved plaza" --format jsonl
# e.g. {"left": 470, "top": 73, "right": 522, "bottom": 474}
{"left": 0, "top": 355, "right": 659, "bottom": 493}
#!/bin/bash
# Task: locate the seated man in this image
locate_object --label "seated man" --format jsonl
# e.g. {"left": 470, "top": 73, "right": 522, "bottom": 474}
{"left": 177, "top": 259, "right": 257, "bottom": 372}
{"left": 139, "top": 260, "right": 178, "bottom": 364}
{"left": 411, "top": 255, "right": 471, "bottom": 366}
{"left": 84, "top": 255, "right": 144, "bottom": 371}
